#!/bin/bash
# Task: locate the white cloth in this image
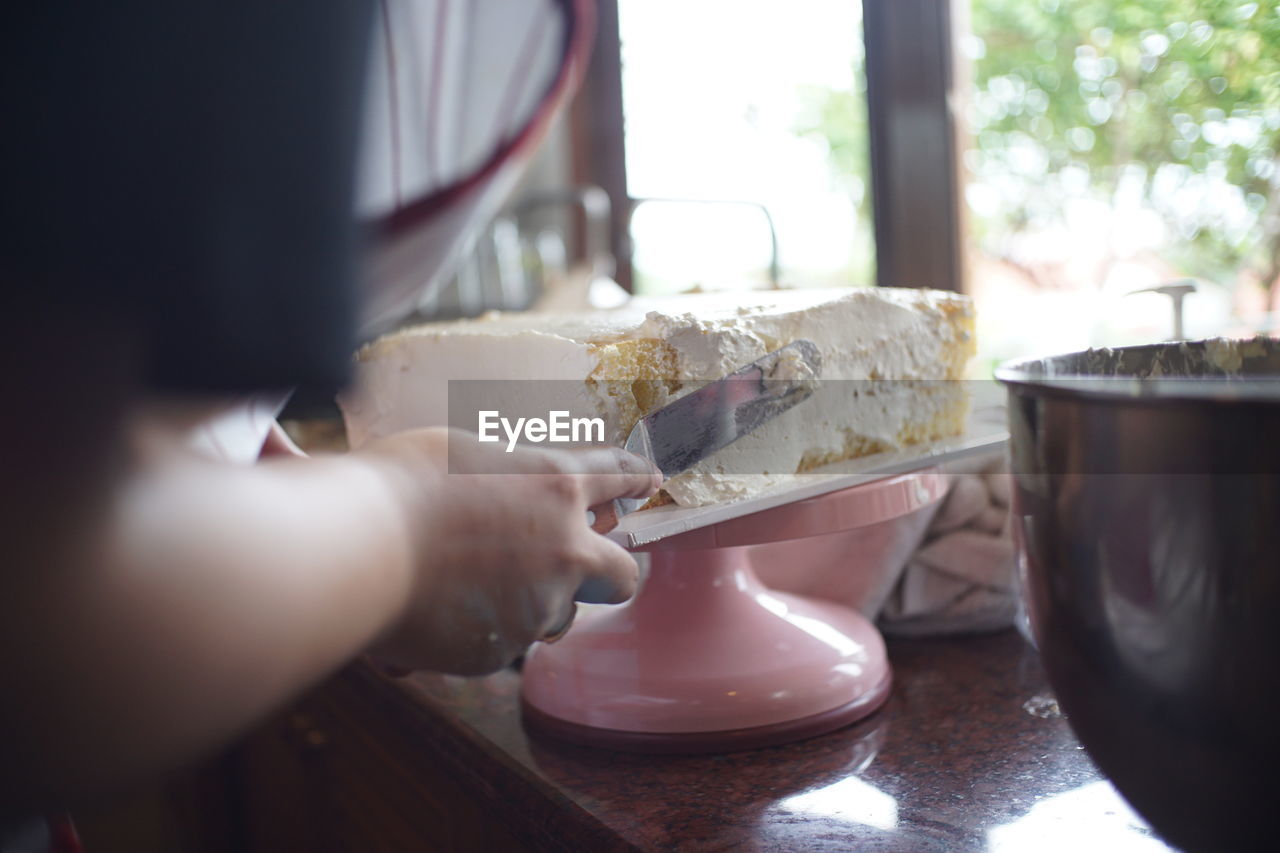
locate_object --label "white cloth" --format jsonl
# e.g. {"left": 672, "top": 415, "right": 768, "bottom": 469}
{"left": 878, "top": 453, "right": 1018, "bottom": 637}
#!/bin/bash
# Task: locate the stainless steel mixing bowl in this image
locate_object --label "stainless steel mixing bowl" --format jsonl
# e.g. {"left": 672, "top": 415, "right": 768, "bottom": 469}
{"left": 996, "top": 338, "right": 1280, "bottom": 853}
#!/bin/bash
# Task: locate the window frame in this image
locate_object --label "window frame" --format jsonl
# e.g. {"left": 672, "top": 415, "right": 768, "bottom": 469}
{"left": 570, "top": 0, "right": 964, "bottom": 294}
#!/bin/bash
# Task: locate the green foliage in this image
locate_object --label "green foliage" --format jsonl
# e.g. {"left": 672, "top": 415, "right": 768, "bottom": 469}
{"left": 795, "top": 37, "right": 871, "bottom": 227}
{"left": 802, "top": 0, "right": 1280, "bottom": 291}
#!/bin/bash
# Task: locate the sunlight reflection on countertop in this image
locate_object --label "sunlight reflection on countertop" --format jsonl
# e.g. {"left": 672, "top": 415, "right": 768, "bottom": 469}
{"left": 987, "top": 780, "right": 1166, "bottom": 852}
{"left": 779, "top": 775, "right": 900, "bottom": 832}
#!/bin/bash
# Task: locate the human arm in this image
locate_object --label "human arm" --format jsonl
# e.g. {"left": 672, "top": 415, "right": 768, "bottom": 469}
{"left": 0, "top": 331, "right": 657, "bottom": 817}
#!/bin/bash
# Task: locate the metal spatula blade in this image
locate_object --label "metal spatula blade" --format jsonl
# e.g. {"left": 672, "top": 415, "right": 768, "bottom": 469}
{"left": 591, "top": 340, "right": 821, "bottom": 532}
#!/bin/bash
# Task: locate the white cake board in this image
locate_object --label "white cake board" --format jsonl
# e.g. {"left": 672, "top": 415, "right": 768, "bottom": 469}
{"left": 609, "top": 403, "right": 1009, "bottom": 549}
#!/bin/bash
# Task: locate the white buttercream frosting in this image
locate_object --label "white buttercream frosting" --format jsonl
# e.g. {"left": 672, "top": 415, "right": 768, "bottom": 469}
{"left": 340, "top": 287, "right": 975, "bottom": 506}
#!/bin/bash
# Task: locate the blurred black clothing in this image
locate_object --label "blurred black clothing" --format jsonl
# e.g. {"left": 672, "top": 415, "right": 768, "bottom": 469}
{"left": 0, "top": 1, "right": 375, "bottom": 395}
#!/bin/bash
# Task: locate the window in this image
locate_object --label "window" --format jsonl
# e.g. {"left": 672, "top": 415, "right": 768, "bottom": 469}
{"left": 574, "top": 0, "right": 1277, "bottom": 373}
{"left": 961, "top": 0, "right": 1280, "bottom": 370}
{"left": 575, "top": 0, "right": 961, "bottom": 299}
{"left": 617, "top": 0, "right": 873, "bottom": 295}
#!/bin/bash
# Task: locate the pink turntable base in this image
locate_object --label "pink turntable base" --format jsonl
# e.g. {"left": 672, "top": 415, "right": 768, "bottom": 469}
{"left": 521, "top": 470, "right": 948, "bottom": 753}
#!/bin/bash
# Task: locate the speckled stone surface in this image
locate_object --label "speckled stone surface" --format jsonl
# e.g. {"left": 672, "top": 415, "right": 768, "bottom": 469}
{"left": 372, "top": 630, "right": 1172, "bottom": 852}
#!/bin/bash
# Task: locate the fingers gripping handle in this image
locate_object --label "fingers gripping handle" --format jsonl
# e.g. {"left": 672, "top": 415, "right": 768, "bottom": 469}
{"left": 530, "top": 503, "right": 624, "bottom": 645}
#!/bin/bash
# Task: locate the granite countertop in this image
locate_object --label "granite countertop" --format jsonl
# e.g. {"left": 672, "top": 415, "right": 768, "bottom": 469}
{"left": 352, "top": 629, "right": 1172, "bottom": 852}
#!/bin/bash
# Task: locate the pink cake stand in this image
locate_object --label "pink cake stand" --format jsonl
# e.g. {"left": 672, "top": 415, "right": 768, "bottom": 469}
{"left": 521, "top": 469, "right": 948, "bottom": 753}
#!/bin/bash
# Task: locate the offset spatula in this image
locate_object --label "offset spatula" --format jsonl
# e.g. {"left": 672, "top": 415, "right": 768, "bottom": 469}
{"left": 589, "top": 340, "right": 822, "bottom": 534}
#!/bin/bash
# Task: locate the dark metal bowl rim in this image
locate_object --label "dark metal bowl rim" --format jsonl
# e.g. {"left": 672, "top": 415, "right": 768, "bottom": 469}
{"left": 995, "top": 338, "right": 1280, "bottom": 406}
{"left": 994, "top": 370, "right": 1280, "bottom": 406}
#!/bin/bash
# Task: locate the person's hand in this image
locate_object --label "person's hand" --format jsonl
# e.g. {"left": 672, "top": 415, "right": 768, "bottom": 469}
{"left": 359, "top": 427, "right": 661, "bottom": 675}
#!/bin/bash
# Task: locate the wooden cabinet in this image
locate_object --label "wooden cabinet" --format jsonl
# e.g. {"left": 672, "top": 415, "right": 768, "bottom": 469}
{"left": 233, "top": 671, "right": 532, "bottom": 852}
{"left": 80, "top": 663, "right": 619, "bottom": 852}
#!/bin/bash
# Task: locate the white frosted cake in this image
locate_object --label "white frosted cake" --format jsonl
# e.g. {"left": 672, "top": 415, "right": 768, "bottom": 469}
{"left": 339, "top": 287, "right": 975, "bottom": 506}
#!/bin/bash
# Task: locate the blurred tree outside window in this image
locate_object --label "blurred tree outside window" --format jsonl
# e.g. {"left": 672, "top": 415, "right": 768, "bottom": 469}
{"left": 803, "top": 0, "right": 1280, "bottom": 373}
